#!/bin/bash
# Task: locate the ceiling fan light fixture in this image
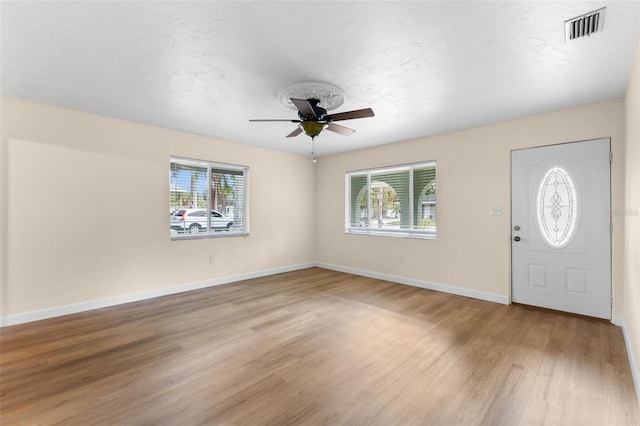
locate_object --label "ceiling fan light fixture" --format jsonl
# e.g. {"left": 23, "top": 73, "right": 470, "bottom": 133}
{"left": 300, "top": 121, "right": 328, "bottom": 138}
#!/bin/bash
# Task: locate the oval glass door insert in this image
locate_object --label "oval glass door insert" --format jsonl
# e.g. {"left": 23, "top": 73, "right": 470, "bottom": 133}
{"left": 536, "top": 166, "right": 578, "bottom": 248}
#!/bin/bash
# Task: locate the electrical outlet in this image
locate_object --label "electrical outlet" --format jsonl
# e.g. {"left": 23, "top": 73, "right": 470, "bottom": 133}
{"left": 209, "top": 255, "right": 215, "bottom": 264}
{"left": 399, "top": 254, "right": 405, "bottom": 263}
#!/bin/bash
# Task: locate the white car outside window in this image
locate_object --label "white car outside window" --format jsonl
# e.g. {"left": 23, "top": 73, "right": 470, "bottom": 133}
{"left": 170, "top": 209, "right": 233, "bottom": 233}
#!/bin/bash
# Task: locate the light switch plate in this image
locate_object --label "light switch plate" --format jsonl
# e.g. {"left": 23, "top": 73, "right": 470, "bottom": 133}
{"left": 490, "top": 206, "right": 502, "bottom": 216}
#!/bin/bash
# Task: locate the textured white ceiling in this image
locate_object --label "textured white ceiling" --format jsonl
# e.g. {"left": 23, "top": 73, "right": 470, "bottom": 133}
{"left": 2, "top": 1, "right": 639, "bottom": 157}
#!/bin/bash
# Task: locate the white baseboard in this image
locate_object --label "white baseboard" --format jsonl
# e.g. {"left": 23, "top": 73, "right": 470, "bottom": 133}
{"left": 314, "top": 262, "right": 510, "bottom": 305}
{"left": 1, "top": 262, "right": 510, "bottom": 327}
{"left": 0, "top": 262, "right": 315, "bottom": 327}
{"left": 615, "top": 315, "right": 640, "bottom": 405}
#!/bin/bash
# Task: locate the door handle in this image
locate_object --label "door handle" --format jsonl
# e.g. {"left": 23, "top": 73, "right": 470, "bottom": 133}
{"left": 513, "top": 236, "right": 521, "bottom": 242}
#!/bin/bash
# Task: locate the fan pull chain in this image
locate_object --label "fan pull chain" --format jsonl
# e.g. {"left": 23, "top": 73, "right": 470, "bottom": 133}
{"left": 312, "top": 138, "right": 317, "bottom": 163}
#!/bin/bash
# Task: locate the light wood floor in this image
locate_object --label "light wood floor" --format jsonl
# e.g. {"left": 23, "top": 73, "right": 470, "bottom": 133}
{"left": 1, "top": 268, "right": 638, "bottom": 425}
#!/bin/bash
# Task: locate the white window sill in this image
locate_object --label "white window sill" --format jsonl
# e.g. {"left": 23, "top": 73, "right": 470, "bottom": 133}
{"left": 345, "top": 229, "right": 436, "bottom": 240}
{"left": 171, "top": 231, "right": 249, "bottom": 240}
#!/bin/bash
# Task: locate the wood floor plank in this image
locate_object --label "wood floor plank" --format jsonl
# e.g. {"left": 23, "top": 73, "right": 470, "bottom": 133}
{"left": 1, "top": 267, "right": 638, "bottom": 425}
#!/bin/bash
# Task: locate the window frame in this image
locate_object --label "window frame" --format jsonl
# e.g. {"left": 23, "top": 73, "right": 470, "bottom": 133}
{"left": 170, "top": 156, "right": 249, "bottom": 240}
{"left": 345, "top": 161, "right": 436, "bottom": 240}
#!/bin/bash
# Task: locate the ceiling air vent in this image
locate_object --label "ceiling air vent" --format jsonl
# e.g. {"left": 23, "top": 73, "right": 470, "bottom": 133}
{"left": 565, "top": 7, "right": 606, "bottom": 41}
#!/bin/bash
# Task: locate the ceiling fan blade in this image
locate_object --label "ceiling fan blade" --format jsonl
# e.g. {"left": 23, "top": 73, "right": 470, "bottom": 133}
{"left": 326, "top": 108, "right": 375, "bottom": 122}
{"left": 290, "top": 98, "right": 317, "bottom": 119}
{"left": 249, "top": 119, "right": 301, "bottom": 122}
{"left": 286, "top": 127, "right": 303, "bottom": 138}
{"left": 327, "top": 122, "right": 355, "bottom": 136}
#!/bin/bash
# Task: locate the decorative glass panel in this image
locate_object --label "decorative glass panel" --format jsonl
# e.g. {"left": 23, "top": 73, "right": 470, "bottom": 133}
{"left": 536, "top": 166, "right": 578, "bottom": 247}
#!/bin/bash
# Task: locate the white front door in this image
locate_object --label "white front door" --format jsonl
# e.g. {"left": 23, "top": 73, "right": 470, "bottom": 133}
{"left": 511, "top": 139, "right": 611, "bottom": 319}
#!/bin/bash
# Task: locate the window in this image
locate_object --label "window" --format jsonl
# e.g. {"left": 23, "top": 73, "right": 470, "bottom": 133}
{"left": 170, "top": 157, "right": 249, "bottom": 239}
{"left": 346, "top": 161, "right": 436, "bottom": 239}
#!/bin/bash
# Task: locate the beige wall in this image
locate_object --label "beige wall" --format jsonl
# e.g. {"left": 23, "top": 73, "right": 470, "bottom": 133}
{"left": 623, "top": 40, "right": 640, "bottom": 389}
{"left": 0, "top": 97, "right": 316, "bottom": 318}
{"left": 315, "top": 99, "right": 625, "bottom": 310}
{"left": 0, "top": 94, "right": 630, "bottom": 324}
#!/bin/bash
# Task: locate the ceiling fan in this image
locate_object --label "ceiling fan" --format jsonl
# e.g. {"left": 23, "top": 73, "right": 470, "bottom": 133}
{"left": 249, "top": 98, "right": 375, "bottom": 140}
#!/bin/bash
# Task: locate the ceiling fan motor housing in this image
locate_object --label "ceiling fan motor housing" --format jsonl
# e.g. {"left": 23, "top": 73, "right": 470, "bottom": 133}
{"left": 298, "top": 99, "right": 328, "bottom": 121}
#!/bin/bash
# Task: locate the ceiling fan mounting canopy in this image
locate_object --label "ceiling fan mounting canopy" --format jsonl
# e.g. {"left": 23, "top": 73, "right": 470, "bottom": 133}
{"left": 249, "top": 97, "right": 375, "bottom": 140}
